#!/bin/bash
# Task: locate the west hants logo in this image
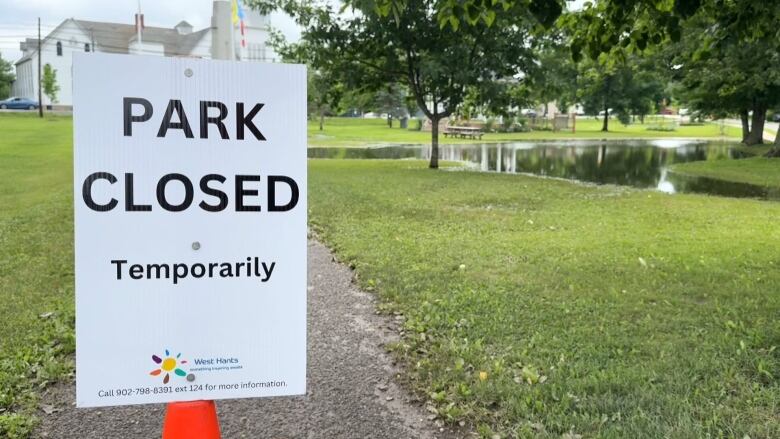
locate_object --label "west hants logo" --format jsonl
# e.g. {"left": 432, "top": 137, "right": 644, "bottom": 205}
{"left": 149, "top": 349, "right": 188, "bottom": 384}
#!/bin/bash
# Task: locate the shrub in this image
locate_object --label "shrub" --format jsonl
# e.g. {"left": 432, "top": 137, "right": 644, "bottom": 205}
{"left": 501, "top": 117, "right": 514, "bottom": 132}
{"left": 484, "top": 118, "right": 495, "bottom": 133}
{"left": 515, "top": 115, "right": 528, "bottom": 127}
{"left": 646, "top": 124, "right": 677, "bottom": 132}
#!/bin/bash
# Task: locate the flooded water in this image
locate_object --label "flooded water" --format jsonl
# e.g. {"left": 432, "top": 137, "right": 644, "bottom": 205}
{"left": 308, "top": 140, "right": 777, "bottom": 199}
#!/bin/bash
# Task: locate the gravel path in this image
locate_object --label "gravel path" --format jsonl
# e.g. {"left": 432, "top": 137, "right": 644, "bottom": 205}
{"left": 34, "top": 239, "right": 463, "bottom": 439}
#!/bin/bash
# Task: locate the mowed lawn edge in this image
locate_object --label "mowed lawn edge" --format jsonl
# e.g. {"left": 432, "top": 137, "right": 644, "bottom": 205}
{"left": 308, "top": 159, "right": 779, "bottom": 438}
{"left": 0, "top": 114, "right": 75, "bottom": 438}
{"left": 671, "top": 156, "right": 780, "bottom": 189}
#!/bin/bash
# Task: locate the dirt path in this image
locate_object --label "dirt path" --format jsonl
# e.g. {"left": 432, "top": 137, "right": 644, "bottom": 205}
{"left": 34, "top": 240, "right": 463, "bottom": 439}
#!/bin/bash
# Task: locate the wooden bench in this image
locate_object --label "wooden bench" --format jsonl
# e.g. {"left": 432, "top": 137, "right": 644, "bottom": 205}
{"left": 443, "top": 126, "right": 484, "bottom": 140}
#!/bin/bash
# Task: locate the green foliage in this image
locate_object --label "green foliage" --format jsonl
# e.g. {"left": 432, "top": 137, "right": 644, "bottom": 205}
{"left": 669, "top": 15, "right": 780, "bottom": 129}
{"left": 271, "top": 33, "right": 345, "bottom": 129}
{"left": 483, "top": 117, "right": 495, "bottom": 132}
{"left": 362, "top": 0, "right": 565, "bottom": 31}
{"left": 0, "top": 53, "right": 14, "bottom": 100}
{"left": 0, "top": 414, "right": 35, "bottom": 439}
{"left": 434, "top": 0, "right": 564, "bottom": 30}
{"left": 308, "top": 70, "right": 342, "bottom": 128}
{"left": 252, "top": 0, "right": 555, "bottom": 166}
{"left": 577, "top": 52, "right": 665, "bottom": 131}
{"left": 528, "top": 34, "right": 578, "bottom": 112}
{"left": 373, "top": 83, "right": 408, "bottom": 121}
{"left": 562, "top": 1, "right": 777, "bottom": 62}
{"left": 310, "top": 159, "right": 780, "bottom": 437}
{"left": 42, "top": 64, "right": 59, "bottom": 104}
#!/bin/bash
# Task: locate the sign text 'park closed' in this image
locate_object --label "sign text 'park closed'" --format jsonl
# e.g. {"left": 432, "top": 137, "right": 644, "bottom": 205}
{"left": 73, "top": 53, "right": 307, "bottom": 407}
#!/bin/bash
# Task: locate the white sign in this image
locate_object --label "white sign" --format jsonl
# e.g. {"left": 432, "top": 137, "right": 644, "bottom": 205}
{"left": 73, "top": 53, "right": 307, "bottom": 407}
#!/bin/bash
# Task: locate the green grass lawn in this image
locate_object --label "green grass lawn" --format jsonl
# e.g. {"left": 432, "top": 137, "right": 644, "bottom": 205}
{"left": 309, "top": 117, "right": 741, "bottom": 147}
{"left": 309, "top": 160, "right": 779, "bottom": 438}
{"left": 1, "top": 113, "right": 777, "bottom": 438}
{"left": 0, "top": 114, "right": 75, "bottom": 437}
{"left": 671, "top": 157, "right": 780, "bottom": 188}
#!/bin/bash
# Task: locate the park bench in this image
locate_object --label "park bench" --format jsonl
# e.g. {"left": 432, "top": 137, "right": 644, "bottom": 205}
{"left": 443, "top": 125, "right": 484, "bottom": 140}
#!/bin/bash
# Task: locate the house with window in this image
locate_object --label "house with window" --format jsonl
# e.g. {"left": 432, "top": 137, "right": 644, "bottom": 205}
{"left": 11, "top": 1, "right": 274, "bottom": 107}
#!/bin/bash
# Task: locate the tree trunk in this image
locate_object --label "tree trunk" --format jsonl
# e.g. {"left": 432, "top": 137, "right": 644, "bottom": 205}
{"left": 740, "top": 109, "right": 750, "bottom": 143}
{"left": 430, "top": 115, "right": 440, "bottom": 169}
{"left": 745, "top": 105, "right": 767, "bottom": 145}
{"left": 601, "top": 103, "right": 609, "bottom": 132}
{"left": 766, "top": 129, "right": 780, "bottom": 157}
{"left": 319, "top": 109, "right": 324, "bottom": 131}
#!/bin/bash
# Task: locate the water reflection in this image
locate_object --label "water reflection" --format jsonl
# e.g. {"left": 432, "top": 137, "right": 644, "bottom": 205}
{"left": 308, "top": 140, "right": 774, "bottom": 200}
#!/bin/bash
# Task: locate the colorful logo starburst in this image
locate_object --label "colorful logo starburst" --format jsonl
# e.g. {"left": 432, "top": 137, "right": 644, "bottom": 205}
{"left": 149, "top": 349, "right": 188, "bottom": 384}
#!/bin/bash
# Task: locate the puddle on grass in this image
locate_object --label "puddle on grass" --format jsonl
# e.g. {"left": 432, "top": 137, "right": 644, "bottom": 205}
{"left": 309, "top": 140, "right": 776, "bottom": 200}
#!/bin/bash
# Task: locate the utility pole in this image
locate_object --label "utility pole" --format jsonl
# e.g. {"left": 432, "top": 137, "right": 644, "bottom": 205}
{"left": 37, "top": 17, "right": 42, "bottom": 118}
{"left": 229, "top": 20, "right": 236, "bottom": 61}
{"left": 211, "top": 1, "right": 233, "bottom": 60}
{"left": 136, "top": 0, "right": 143, "bottom": 46}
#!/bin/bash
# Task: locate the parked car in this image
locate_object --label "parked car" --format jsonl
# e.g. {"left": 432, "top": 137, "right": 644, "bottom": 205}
{"left": 771, "top": 112, "right": 780, "bottom": 123}
{"left": 0, "top": 97, "right": 39, "bottom": 110}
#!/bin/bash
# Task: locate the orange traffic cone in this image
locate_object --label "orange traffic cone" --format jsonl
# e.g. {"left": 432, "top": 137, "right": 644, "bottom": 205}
{"left": 162, "top": 400, "right": 221, "bottom": 439}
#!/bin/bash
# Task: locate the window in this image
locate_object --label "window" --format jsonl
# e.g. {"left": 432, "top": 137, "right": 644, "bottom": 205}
{"left": 56, "top": 41, "right": 62, "bottom": 56}
{"left": 85, "top": 43, "right": 90, "bottom": 52}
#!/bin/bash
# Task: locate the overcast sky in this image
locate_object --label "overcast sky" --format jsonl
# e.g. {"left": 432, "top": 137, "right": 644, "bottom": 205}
{"left": 1, "top": 0, "right": 586, "bottom": 64}
{"left": 0, "top": 0, "right": 301, "bottom": 63}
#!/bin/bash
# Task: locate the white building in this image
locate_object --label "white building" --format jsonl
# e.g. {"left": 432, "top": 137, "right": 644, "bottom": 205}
{"left": 11, "top": 1, "right": 275, "bottom": 107}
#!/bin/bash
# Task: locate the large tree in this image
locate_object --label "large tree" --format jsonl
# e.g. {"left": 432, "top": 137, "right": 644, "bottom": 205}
{"left": 251, "top": 0, "right": 563, "bottom": 168}
{"left": 373, "top": 83, "right": 408, "bottom": 127}
{"left": 668, "top": 18, "right": 780, "bottom": 146}
{"left": 530, "top": 36, "right": 579, "bottom": 116}
{"left": 308, "top": 69, "right": 343, "bottom": 131}
{"left": 268, "top": 32, "right": 345, "bottom": 131}
{"left": 577, "top": 53, "right": 664, "bottom": 131}
{"left": 42, "top": 64, "right": 60, "bottom": 104}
